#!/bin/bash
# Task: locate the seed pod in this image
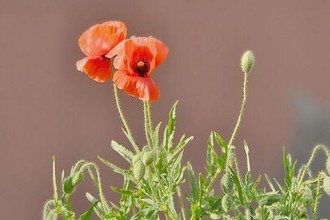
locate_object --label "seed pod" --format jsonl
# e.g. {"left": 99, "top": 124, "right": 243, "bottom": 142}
{"left": 240, "top": 50, "right": 255, "bottom": 74}
{"left": 133, "top": 160, "right": 145, "bottom": 181}
{"left": 142, "top": 150, "right": 155, "bottom": 166}
{"left": 326, "top": 157, "right": 330, "bottom": 175}
{"left": 63, "top": 177, "right": 75, "bottom": 194}
{"left": 323, "top": 175, "right": 330, "bottom": 196}
{"left": 221, "top": 195, "right": 231, "bottom": 212}
{"left": 72, "top": 171, "right": 84, "bottom": 186}
{"left": 221, "top": 173, "right": 234, "bottom": 193}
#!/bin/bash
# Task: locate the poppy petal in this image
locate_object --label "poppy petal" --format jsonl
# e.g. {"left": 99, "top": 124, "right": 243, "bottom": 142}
{"left": 113, "top": 70, "right": 160, "bottom": 102}
{"left": 79, "top": 21, "right": 127, "bottom": 58}
{"left": 153, "top": 37, "right": 169, "bottom": 67}
{"left": 76, "top": 57, "right": 111, "bottom": 83}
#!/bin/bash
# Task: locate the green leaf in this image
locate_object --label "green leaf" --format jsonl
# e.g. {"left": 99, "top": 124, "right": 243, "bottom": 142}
{"left": 85, "top": 192, "right": 105, "bottom": 216}
{"left": 111, "top": 140, "right": 133, "bottom": 163}
{"left": 228, "top": 167, "right": 244, "bottom": 203}
{"left": 169, "top": 135, "right": 193, "bottom": 163}
{"left": 206, "top": 132, "right": 218, "bottom": 177}
{"left": 213, "top": 131, "right": 228, "bottom": 153}
{"left": 187, "top": 162, "right": 199, "bottom": 202}
{"left": 163, "top": 101, "right": 178, "bottom": 150}
{"left": 152, "top": 122, "right": 162, "bottom": 149}
{"left": 283, "top": 148, "right": 297, "bottom": 189}
{"left": 131, "top": 208, "right": 157, "bottom": 220}
{"left": 98, "top": 156, "right": 131, "bottom": 178}
{"left": 79, "top": 201, "right": 99, "bottom": 220}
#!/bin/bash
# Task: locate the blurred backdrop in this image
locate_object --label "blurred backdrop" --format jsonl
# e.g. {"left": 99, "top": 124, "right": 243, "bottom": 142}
{"left": 1, "top": 0, "right": 330, "bottom": 219}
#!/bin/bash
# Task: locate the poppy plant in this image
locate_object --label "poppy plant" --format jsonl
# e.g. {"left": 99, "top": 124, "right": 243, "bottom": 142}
{"left": 107, "top": 36, "right": 168, "bottom": 102}
{"left": 76, "top": 21, "right": 127, "bottom": 82}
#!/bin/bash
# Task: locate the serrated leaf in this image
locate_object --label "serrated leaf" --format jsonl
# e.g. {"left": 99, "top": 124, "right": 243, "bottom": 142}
{"left": 187, "top": 162, "right": 199, "bottom": 202}
{"left": 228, "top": 167, "right": 244, "bottom": 203}
{"left": 111, "top": 140, "right": 133, "bottom": 163}
{"left": 151, "top": 122, "right": 162, "bottom": 149}
{"left": 169, "top": 136, "right": 193, "bottom": 163}
{"left": 206, "top": 132, "right": 218, "bottom": 177}
{"left": 163, "top": 101, "right": 178, "bottom": 150}
{"left": 85, "top": 192, "right": 105, "bottom": 216}
{"left": 98, "top": 156, "right": 130, "bottom": 177}
{"left": 79, "top": 201, "right": 99, "bottom": 220}
{"left": 214, "top": 131, "right": 228, "bottom": 153}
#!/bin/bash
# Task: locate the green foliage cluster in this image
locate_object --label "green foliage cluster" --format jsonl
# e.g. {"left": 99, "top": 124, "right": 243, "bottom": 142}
{"left": 43, "top": 51, "right": 330, "bottom": 220}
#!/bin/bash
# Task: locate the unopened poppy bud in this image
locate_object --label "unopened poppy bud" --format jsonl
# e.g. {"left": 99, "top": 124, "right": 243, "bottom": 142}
{"left": 63, "top": 177, "right": 75, "bottom": 194}
{"left": 132, "top": 153, "right": 141, "bottom": 165}
{"left": 133, "top": 160, "right": 145, "bottom": 180}
{"left": 142, "top": 150, "right": 155, "bottom": 166}
{"left": 221, "top": 173, "right": 234, "bottom": 193}
{"left": 302, "top": 186, "right": 313, "bottom": 206}
{"left": 323, "top": 175, "right": 330, "bottom": 196}
{"left": 72, "top": 172, "right": 84, "bottom": 186}
{"left": 241, "top": 50, "right": 255, "bottom": 74}
{"left": 265, "top": 194, "right": 281, "bottom": 206}
{"left": 221, "top": 195, "right": 231, "bottom": 212}
{"left": 326, "top": 157, "right": 330, "bottom": 175}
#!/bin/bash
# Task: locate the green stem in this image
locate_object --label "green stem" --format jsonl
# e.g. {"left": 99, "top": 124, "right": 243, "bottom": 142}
{"left": 207, "top": 73, "right": 249, "bottom": 193}
{"left": 52, "top": 156, "right": 58, "bottom": 201}
{"left": 43, "top": 200, "right": 55, "bottom": 220}
{"left": 80, "top": 162, "right": 110, "bottom": 214}
{"left": 313, "top": 172, "right": 322, "bottom": 220}
{"left": 177, "top": 186, "right": 187, "bottom": 220}
{"left": 143, "top": 101, "right": 152, "bottom": 148}
{"left": 65, "top": 195, "right": 72, "bottom": 211}
{"left": 228, "top": 72, "right": 248, "bottom": 150}
{"left": 226, "top": 72, "right": 249, "bottom": 181}
{"left": 298, "top": 144, "right": 329, "bottom": 186}
{"left": 113, "top": 84, "right": 139, "bottom": 152}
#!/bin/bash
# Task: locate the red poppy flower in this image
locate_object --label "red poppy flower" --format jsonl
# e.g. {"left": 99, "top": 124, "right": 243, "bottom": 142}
{"left": 107, "top": 37, "right": 168, "bottom": 102}
{"left": 76, "top": 21, "right": 127, "bottom": 82}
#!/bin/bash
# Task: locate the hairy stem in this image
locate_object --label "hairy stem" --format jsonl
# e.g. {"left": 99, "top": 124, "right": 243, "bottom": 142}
{"left": 143, "top": 101, "right": 152, "bottom": 148}
{"left": 80, "top": 162, "right": 110, "bottom": 213}
{"left": 228, "top": 72, "right": 248, "bottom": 149}
{"left": 313, "top": 172, "right": 322, "bottom": 220}
{"left": 298, "top": 144, "right": 329, "bottom": 186}
{"left": 52, "top": 156, "right": 58, "bottom": 201}
{"left": 113, "top": 85, "right": 139, "bottom": 152}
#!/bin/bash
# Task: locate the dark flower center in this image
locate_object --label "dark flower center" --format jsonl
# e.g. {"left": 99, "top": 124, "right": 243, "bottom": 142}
{"left": 132, "top": 60, "right": 150, "bottom": 77}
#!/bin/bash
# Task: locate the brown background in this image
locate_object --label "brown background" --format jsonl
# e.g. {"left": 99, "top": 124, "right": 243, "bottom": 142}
{"left": 1, "top": 1, "right": 330, "bottom": 219}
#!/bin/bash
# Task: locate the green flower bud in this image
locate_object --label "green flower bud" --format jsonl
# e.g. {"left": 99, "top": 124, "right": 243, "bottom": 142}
{"left": 323, "top": 175, "right": 330, "bottom": 196}
{"left": 221, "top": 173, "right": 234, "bottom": 193}
{"left": 302, "top": 186, "right": 313, "bottom": 206}
{"left": 221, "top": 195, "right": 231, "bottom": 212}
{"left": 132, "top": 153, "right": 142, "bottom": 165}
{"left": 72, "top": 171, "right": 84, "bottom": 186}
{"left": 326, "top": 157, "right": 330, "bottom": 175}
{"left": 240, "top": 50, "right": 255, "bottom": 74}
{"left": 63, "top": 177, "right": 75, "bottom": 194}
{"left": 133, "top": 160, "right": 145, "bottom": 181}
{"left": 265, "top": 194, "right": 281, "bottom": 206}
{"left": 142, "top": 150, "right": 155, "bottom": 166}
